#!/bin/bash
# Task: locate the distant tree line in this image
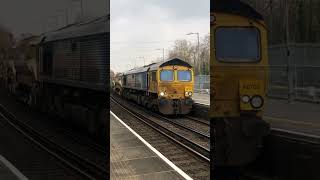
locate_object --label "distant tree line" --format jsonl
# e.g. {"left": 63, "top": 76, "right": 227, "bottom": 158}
{"left": 167, "top": 35, "right": 210, "bottom": 75}
{"left": 110, "top": 69, "right": 115, "bottom": 78}
{"left": 243, "top": 0, "right": 320, "bottom": 44}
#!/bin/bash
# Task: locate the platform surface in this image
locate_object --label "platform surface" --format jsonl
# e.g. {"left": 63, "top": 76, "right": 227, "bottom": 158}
{"left": 193, "top": 92, "right": 320, "bottom": 136}
{"left": 193, "top": 93, "right": 210, "bottom": 105}
{"left": 110, "top": 113, "right": 186, "bottom": 180}
{"left": 0, "top": 155, "right": 28, "bottom": 180}
{"left": 264, "top": 98, "right": 320, "bottom": 136}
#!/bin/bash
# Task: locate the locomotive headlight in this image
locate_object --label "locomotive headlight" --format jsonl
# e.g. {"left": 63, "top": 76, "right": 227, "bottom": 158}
{"left": 211, "top": 14, "right": 216, "bottom": 23}
{"left": 250, "top": 95, "right": 264, "bottom": 109}
{"left": 185, "top": 91, "right": 192, "bottom": 97}
{"left": 241, "top": 95, "right": 250, "bottom": 103}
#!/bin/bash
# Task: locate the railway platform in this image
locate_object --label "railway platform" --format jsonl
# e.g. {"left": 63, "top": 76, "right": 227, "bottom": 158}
{"left": 264, "top": 98, "right": 320, "bottom": 136}
{"left": 193, "top": 93, "right": 210, "bottom": 106}
{"left": 192, "top": 92, "right": 320, "bottom": 136}
{"left": 0, "top": 155, "right": 27, "bottom": 180}
{"left": 110, "top": 112, "right": 189, "bottom": 180}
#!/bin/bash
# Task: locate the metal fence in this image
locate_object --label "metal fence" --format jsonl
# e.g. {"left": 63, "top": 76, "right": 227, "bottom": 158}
{"left": 194, "top": 75, "right": 210, "bottom": 94}
{"left": 193, "top": 44, "right": 320, "bottom": 102}
{"left": 268, "top": 44, "right": 320, "bottom": 102}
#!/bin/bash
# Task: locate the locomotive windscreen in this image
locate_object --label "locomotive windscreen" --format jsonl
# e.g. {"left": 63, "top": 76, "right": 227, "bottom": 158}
{"left": 215, "top": 27, "right": 260, "bottom": 62}
{"left": 160, "top": 70, "right": 174, "bottom": 81}
{"left": 178, "top": 70, "right": 192, "bottom": 81}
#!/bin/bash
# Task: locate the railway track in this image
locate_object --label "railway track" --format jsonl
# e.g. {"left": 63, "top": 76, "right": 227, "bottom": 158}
{"left": 117, "top": 96, "right": 210, "bottom": 139}
{"left": 147, "top": 111, "right": 210, "bottom": 138}
{"left": 112, "top": 94, "right": 210, "bottom": 139}
{"left": 110, "top": 95, "right": 210, "bottom": 162}
{"left": 60, "top": 130, "right": 107, "bottom": 154}
{"left": 0, "top": 103, "right": 108, "bottom": 180}
{"left": 110, "top": 98, "right": 210, "bottom": 179}
{"left": 191, "top": 102, "right": 210, "bottom": 121}
{"left": 186, "top": 115, "right": 210, "bottom": 126}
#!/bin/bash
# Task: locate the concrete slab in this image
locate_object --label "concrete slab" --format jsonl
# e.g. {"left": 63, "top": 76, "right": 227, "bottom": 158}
{"left": 193, "top": 93, "right": 210, "bottom": 105}
{"left": 111, "top": 146, "right": 156, "bottom": 162}
{"left": 264, "top": 98, "right": 320, "bottom": 135}
{"left": 120, "top": 171, "right": 185, "bottom": 180}
{"left": 110, "top": 113, "right": 187, "bottom": 180}
{"left": 111, "top": 133, "right": 146, "bottom": 149}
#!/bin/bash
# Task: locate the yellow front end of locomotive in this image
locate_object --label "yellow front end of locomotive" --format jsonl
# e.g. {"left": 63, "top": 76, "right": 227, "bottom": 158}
{"left": 210, "top": 6, "right": 270, "bottom": 167}
{"left": 239, "top": 80, "right": 265, "bottom": 111}
{"left": 157, "top": 65, "right": 194, "bottom": 99}
{"left": 210, "top": 12, "right": 269, "bottom": 118}
{"left": 157, "top": 65, "right": 194, "bottom": 114}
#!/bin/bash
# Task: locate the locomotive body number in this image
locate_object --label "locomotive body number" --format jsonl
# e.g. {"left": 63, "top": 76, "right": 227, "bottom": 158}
{"left": 242, "top": 83, "right": 260, "bottom": 90}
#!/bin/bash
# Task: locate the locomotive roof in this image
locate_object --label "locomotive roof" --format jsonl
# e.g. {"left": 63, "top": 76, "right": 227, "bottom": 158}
{"left": 43, "top": 15, "right": 109, "bottom": 42}
{"left": 122, "top": 58, "right": 192, "bottom": 75}
{"left": 211, "top": 0, "right": 263, "bottom": 21}
{"left": 17, "top": 35, "right": 43, "bottom": 47}
{"left": 28, "top": 36, "right": 44, "bottom": 45}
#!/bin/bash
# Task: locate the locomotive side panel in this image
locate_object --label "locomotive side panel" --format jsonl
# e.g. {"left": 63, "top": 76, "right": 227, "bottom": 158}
{"left": 40, "top": 33, "right": 108, "bottom": 92}
{"left": 124, "top": 72, "right": 147, "bottom": 91}
{"left": 136, "top": 72, "right": 147, "bottom": 90}
{"left": 36, "top": 16, "right": 109, "bottom": 138}
{"left": 125, "top": 74, "right": 135, "bottom": 89}
{"left": 80, "top": 34, "right": 108, "bottom": 85}
{"left": 53, "top": 39, "right": 81, "bottom": 81}
{"left": 148, "top": 71, "right": 157, "bottom": 93}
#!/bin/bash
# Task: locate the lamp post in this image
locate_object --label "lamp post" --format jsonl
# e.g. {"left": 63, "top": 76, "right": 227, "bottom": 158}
{"left": 186, "top": 32, "right": 200, "bottom": 74}
{"left": 155, "top": 48, "right": 164, "bottom": 62}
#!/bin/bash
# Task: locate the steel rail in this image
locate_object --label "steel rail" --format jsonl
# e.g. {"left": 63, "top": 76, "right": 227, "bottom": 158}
{"left": 149, "top": 112, "right": 210, "bottom": 138}
{"left": 112, "top": 94, "right": 210, "bottom": 138}
{"left": 111, "top": 96, "right": 210, "bottom": 162}
{"left": 0, "top": 104, "right": 108, "bottom": 180}
{"left": 185, "top": 116, "right": 210, "bottom": 126}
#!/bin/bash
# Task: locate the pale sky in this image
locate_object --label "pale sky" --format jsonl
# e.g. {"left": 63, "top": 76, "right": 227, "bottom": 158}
{"left": 0, "top": 0, "right": 108, "bottom": 36}
{"left": 111, "top": 0, "right": 209, "bottom": 73}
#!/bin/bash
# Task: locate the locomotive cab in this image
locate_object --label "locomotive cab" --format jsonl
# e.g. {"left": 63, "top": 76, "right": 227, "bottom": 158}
{"left": 157, "top": 62, "right": 194, "bottom": 114}
{"left": 211, "top": 1, "right": 270, "bottom": 169}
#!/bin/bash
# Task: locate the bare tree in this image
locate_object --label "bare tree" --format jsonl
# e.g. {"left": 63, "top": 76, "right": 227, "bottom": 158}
{"left": 110, "top": 69, "right": 115, "bottom": 79}
{"left": 243, "top": 0, "right": 320, "bottom": 44}
{"left": 168, "top": 35, "right": 210, "bottom": 75}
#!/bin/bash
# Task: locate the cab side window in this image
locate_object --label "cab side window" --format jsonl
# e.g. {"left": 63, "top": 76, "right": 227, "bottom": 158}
{"left": 151, "top": 71, "right": 156, "bottom": 81}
